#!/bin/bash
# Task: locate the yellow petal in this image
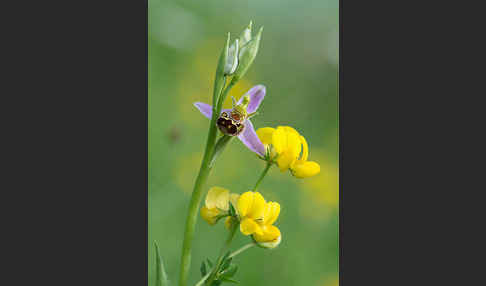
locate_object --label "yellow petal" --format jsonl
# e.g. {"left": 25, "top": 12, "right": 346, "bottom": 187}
{"left": 237, "top": 191, "right": 254, "bottom": 217}
{"left": 205, "top": 186, "right": 230, "bottom": 210}
{"left": 300, "top": 135, "right": 309, "bottom": 161}
{"left": 200, "top": 206, "right": 220, "bottom": 225}
{"left": 240, "top": 217, "right": 263, "bottom": 235}
{"left": 281, "top": 126, "right": 299, "bottom": 135}
{"left": 263, "top": 202, "right": 280, "bottom": 225}
{"left": 286, "top": 130, "right": 302, "bottom": 159}
{"left": 272, "top": 127, "right": 288, "bottom": 154}
{"left": 279, "top": 126, "right": 301, "bottom": 158}
{"left": 229, "top": 193, "right": 240, "bottom": 215}
{"left": 253, "top": 225, "right": 281, "bottom": 242}
{"left": 256, "top": 235, "right": 281, "bottom": 249}
{"left": 256, "top": 127, "right": 275, "bottom": 145}
{"left": 246, "top": 192, "right": 266, "bottom": 220}
{"left": 276, "top": 150, "right": 295, "bottom": 172}
{"left": 291, "top": 160, "right": 321, "bottom": 178}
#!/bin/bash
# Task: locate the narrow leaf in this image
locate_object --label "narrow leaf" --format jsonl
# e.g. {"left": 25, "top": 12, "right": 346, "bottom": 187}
{"left": 222, "top": 265, "right": 238, "bottom": 278}
{"left": 206, "top": 258, "right": 214, "bottom": 268}
{"left": 200, "top": 261, "right": 207, "bottom": 277}
{"left": 220, "top": 257, "right": 232, "bottom": 271}
{"left": 229, "top": 202, "right": 236, "bottom": 217}
{"left": 154, "top": 241, "right": 169, "bottom": 286}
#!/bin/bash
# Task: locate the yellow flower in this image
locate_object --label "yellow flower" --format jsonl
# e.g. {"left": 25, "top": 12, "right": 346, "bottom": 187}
{"left": 237, "top": 191, "right": 281, "bottom": 248}
{"left": 202, "top": 188, "right": 282, "bottom": 248}
{"left": 256, "top": 126, "right": 321, "bottom": 178}
{"left": 201, "top": 187, "right": 241, "bottom": 225}
{"left": 200, "top": 186, "right": 230, "bottom": 225}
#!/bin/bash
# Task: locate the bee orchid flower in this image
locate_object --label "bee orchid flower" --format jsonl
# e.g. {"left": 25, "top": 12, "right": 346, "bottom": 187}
{"left": 194, "top": 85, "right": 266, "bottom": 156}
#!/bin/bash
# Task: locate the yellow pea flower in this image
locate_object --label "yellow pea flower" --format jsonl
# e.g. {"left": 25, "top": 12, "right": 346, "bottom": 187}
{"left": 256, "top": 126, "right": 321, "bottom": 178}
{"left": 237, "top": 191, "right": 282, "bottom": 248}
{"left": 200, "top": 186, "right": 230, "bottom": 225}
{"left": 203, "top": 189, "right": 282, "bottom": 248}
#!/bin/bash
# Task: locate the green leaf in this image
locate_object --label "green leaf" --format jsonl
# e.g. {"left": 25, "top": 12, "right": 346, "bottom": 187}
{"left": 228, "top": 202, "right": 236, "bottom": 217}
{"left": 222, "top": 251, "right": 231, "bottom": 262}
{"left": 206, "top": 258, "right": 214, "bottom": 268}
{"left": 154, "top": 241, "right": 170, "bottom": 286}
{"left": 222, "top": 265, "right": 238, "bottom": 278}
{"left": 200, "top": 261, "right": 207, "bottom": 277}
{"left": 220, "top": 257, "right": 232, "bottom": 272}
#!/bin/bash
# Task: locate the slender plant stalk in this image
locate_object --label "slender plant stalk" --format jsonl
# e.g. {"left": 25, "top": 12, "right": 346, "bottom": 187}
{"left": 204, "top": 222, "right": 239, "bottom": 286}
{"left": 178, "top": 80, "right": 236, "bottom": 286}
{"left": 253, "top": 161, "right": 272, "bottom": 191}
{"left": 216, "top": 79, "right": 236, "bottom": 113}
{"left": 228, "top": 242, "right": 256, "bottom": 258}
{"left": 195, "top": 273, "right": 210, "bottom": 286}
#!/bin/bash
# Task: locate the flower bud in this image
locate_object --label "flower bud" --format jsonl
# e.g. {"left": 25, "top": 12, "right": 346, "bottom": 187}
{"left": 233, "top": 26, "right": 263, "bottom": 82}
{"left": 213, "top": 33, "right": 231, "bottom": 104}
{"left": 238, "top": 21, "right": 252, "bottom": 47}
{"left": 224, "top": 39, "right": 239, "bottom": 75}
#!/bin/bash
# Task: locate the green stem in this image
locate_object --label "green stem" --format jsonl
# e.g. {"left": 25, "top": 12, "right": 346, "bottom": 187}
{"left": 194, "top": 273, "right": 210, "bottom": 286}
{"left": 194, "top": 241, "right": 255, "bottom": 286}
{"left": 216, "top": 79, "right": 236, "bottom": 113}
{"left": 178, "top": 81, "right": 236, "bottom": 286}
{"left": 204, "top": 223, "right": 238, "bottom": 286}
{"left": 228, "top": 242, "right": 256, "bottom": 258}
{"left": 253, "top": 161, "right": 272, "bottom": 191}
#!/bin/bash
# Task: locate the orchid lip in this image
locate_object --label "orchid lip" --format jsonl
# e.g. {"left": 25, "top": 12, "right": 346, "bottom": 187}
{"left": 193, "top": 85, "right": 267, "bottom": 156}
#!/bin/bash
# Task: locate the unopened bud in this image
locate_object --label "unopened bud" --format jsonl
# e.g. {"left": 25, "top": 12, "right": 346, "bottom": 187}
{"left": 238, "top": 21, "right": 252, "bottom": 47}
{"left": 233, "top": 26, "right": 263, "bottom": 82}
{"left": 213, "top": 33, "right": 231, "bottom": 104}
{"left": 224, "top": 39, "right": 239, "bottom": 75}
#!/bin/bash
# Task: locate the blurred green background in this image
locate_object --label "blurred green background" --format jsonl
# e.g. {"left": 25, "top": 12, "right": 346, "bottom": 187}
{"left": 149, "top": 0, "right": 338, "bottom": 285}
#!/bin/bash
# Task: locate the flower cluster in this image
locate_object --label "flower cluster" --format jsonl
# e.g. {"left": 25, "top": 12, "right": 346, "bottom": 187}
{"left": 201, "top": 187, "right": 281, "bottom": 249}
{"left": 257, "top": 126, "right": 321, "bottom": 178}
